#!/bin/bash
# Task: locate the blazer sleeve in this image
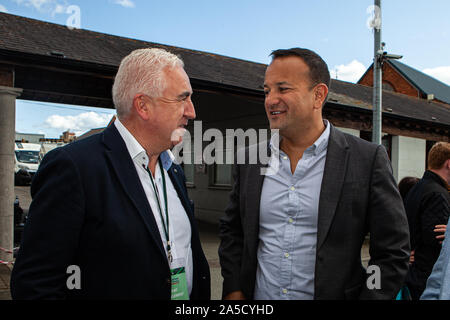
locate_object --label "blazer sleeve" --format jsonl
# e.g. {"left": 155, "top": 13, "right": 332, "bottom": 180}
{"left": 218, "top": 162, "right": 245, "bottom": 298}
{"left": 359, "top": 145, "right": 411, "bottom": 300}
{"left": 10, "top": 148, "right": 86, "bottom": 300}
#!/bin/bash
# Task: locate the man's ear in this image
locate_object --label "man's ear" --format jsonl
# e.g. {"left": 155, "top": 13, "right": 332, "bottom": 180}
{"left": 313, "top": 83, "right": 328, "bottom": 109}
{"left": 133, "top": 94, "right": 150, "bottom": 121}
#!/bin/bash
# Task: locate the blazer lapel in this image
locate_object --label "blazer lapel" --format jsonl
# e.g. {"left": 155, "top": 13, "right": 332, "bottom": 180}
{"left": 102, "top": 125, "right": 167, "bottom": 262}
{"left": 316, "top": 125, "right": 349, "bottom": 251}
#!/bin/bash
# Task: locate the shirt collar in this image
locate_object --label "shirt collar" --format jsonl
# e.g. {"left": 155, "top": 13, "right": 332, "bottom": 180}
{"left": 312, "top": 119, "right": 330, "bottom": 155}
{"left": 160, "top": 149, "right": 175, "bottom": 171}
{"left": 269, "top": 119, "right": 330, "bottom": 156}
{"left": 114, "top": 118, "right": 174, "bottom": 171}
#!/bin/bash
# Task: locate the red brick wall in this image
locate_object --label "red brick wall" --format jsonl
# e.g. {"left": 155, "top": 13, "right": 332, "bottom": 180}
{"left": 358, "top": 63, "right": 421, "bottom": 98}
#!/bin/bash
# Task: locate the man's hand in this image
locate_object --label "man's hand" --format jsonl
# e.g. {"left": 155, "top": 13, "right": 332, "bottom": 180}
{"left": 409, "top": 250, "right": 415, "bottom": 264}
{"left": 223, "top": 291, "right": 246, "bottom": 300}
{"left": 434, "top": 224, "right": 447, "bottom": 244}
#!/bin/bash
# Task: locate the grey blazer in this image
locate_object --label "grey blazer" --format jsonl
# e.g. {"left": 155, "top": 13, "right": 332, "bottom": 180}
{"left": 218, "top": 124, "right": 410, "bottom": 300}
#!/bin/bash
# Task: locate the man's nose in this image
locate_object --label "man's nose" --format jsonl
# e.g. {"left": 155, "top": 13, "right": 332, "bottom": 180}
{"left": 265, "top": 91, "right": 280, "bottom": 108}
{"left": 184, "top": 97, "right": 196, "bottom": 120}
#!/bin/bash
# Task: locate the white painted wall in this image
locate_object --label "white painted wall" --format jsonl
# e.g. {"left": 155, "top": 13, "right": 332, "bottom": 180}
{"left": 336, "top": 127, "right": 360, "bottom": 137}
{"left": 391, "top": 136, "right": 426, "bottom": 183}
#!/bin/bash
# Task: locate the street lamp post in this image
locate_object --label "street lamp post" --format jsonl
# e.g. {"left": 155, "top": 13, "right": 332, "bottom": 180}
{"left": 372, "top": 0, "right": 383, "bottom": 145}
{"left": 371, "top": 0, "right": 402, "bottom": 145}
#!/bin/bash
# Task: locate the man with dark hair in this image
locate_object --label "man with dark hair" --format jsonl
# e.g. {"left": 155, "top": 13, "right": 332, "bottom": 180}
{"left": 219, "top": 47, "right": 410, "bottom": 300}
{"left": 405, "top": 142, "right": 450, "bottom": 300}
{"left": 270, "top": 48, "right": 331, "bottom": 90}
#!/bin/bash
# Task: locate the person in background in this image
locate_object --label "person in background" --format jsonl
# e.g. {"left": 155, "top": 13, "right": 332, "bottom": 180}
{"left": 397, "top": 177, "right": 447, "bottom": 265}
{"left": 404, "top": 142, "right": 450, "bottom": 300}
{"left": 398, "top": 177, "right": 419, "bottom": 200}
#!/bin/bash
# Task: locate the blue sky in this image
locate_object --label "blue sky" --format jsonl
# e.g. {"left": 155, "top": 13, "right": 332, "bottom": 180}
{"left": 1, "top": 0, "right": 449, "bottom": 138}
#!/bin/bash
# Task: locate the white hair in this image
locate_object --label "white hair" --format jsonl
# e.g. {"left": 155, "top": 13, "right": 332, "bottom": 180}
{"left": 112, "top": 48, "right": 184, "bottom": 119}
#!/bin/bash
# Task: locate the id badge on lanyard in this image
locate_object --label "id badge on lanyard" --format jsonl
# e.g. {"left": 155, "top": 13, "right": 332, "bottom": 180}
{"left": 170, "top": 258, "right": 189, "bottom": 300}
{"left": 145, "top": 161, "right": 188, "bottom": 299}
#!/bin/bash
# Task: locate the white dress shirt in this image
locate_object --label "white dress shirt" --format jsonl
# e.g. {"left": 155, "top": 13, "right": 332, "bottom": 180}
{"left": 114, "top": 118, "right": 193, "bottom": 296}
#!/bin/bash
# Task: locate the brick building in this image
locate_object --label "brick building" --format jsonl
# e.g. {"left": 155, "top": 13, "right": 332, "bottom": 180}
{"left": 358, "top": 60, "right": 450, "bottom": 105}
{"left": 60, "top": 130, "right": 76, "bottom": 143}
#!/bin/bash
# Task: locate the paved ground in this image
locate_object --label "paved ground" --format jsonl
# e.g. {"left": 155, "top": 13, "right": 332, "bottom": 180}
{"left": 0, "top": 186, "right": 370, "bottom": 300}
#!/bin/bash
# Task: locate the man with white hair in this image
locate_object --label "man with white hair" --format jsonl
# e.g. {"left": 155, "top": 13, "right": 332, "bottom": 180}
{"left": 11, "top": 48, "right": 211, "bottom": 300}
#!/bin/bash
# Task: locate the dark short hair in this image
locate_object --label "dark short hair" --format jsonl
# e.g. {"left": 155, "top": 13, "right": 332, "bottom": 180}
{"left": 270, "top": 48, "right": 331, "bottom": 89}
{"left": 398, "top": 176, "right": 420, "bottom": 200}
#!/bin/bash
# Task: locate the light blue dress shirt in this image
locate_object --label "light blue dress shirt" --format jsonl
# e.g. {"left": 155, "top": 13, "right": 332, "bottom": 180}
{"left": 421, "top": 222, "right": 450, "bottom": 300}
{"left": 254, "top": 121, "right": 330, "bottom": 300}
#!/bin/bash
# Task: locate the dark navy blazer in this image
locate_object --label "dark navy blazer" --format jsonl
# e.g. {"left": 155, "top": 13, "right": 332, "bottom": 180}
{"left": 11, "top": 124, "right": 211, "bottom": 300}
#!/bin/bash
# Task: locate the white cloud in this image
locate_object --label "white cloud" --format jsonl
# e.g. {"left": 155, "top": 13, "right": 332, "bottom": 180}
{"left": 12, "top": 0, "right": 68, "bottom": 15}
{"left": 51, "top": 3, "right": 65, "bottom": 16}
{"left": 332, "top": 60, "right": 367, "bottom": 83}
{"left": 114, "top": 0, "right": 135, "bottom": 8}
{"left": 0, "top": 4, "right": 8, "bottom": 12}
{"left": 13, "top": 0, "right": 49, "bottom": 11}
{"left": 44, "top": 112, "right": 113, "bottom": 137}
{"left": 422, "top": 66, "right": 450, "bottom": 86}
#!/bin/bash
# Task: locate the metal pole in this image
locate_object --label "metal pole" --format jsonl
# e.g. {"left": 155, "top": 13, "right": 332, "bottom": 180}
{"left": 372, "top": 0, "right": 382, "bottom": 145}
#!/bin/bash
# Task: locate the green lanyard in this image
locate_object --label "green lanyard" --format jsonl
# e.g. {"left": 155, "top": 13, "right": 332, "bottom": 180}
{"left": 145, "top": 158, "right": 172, "bottom": 263}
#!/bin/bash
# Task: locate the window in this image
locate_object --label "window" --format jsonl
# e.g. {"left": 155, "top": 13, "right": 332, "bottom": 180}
{"left": 382, "top": 81, "right": 395, "bottom": 92}
{"left": 179, "top": 147, "right": 194, "bottom": 186}
{"left": 210, "top": 164, "right": 232, "bottom": 188}
{"left": 15, "top": 151, "right": 39, "bottom": 164}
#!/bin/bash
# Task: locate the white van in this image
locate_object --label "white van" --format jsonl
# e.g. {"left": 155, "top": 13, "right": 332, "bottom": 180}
{"left": 40, "top": 142, "right": 65, "bottom": 161}
{"left": 15, "top": 142, "right": 41, "bottom": 185}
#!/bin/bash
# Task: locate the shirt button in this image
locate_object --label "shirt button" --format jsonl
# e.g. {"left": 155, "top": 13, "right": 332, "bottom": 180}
{"left": 284, "top": 252, "right": 290, "bottom": 258}
{"left": 282, "top": 289, "right": 288, "bottom": 294}
{"left": 283, "top": 156, "right": 288, "bottom": 160}
{"left": 290, "top": 186, "right": 295, "bottom": 191}
{"left": 288, "top": 218, "right": 293, "bottom": 224}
